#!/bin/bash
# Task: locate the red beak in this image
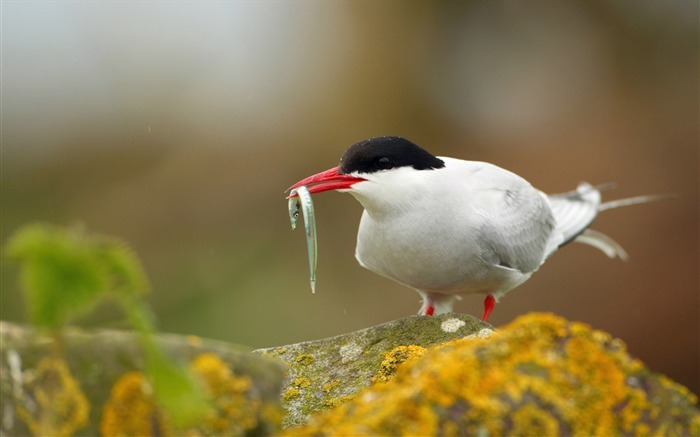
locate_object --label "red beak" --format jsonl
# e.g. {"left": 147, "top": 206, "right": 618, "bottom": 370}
{"left": 287, "top": 167, "right": 366, "bottom": 197}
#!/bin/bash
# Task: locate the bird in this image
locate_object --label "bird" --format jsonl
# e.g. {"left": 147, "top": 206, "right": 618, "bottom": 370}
{"left": 288, "top": 136, "right": 662, "bottom": 322}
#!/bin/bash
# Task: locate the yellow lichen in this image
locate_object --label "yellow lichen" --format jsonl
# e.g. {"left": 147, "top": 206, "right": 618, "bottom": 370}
{"left": 511, "top": 404, "right": 559, "bottom": 436}
{"left": 283, "top": 313, "right": 700, "bottom": 436}
{"left": 16, "top": 356, "right": 90, "bottom": 437}
{"left": 283, "top": 388, "right": 301, "bottom": 401}
{"left": 100, "top": 371, "right": 167, "bottom": 437}
{"left": 323, "top": 395, "right": 354, "bottom": 408}
{"left": 190, "top": 353, "right": 259, "bottom": 435}
{"left": 372, "top": 345, "right": 427, "bottom": 383}
{"left": 261, "top": 402, "right": 284, "bottom": 426}
{"left": 295, "top": 354, "right": 315, "bottom": 366}
{"left": 186, "top": 335, "right": 202, "bottom": 347}
{"left": 690, "top": 415, "right": 700, "bottom": 435}
{"left": 102, "top": 353, "right": 279, "bottom": 436}
{"left": 291, "top": 377, "right": 311, "bottom": 389}
{"left": 322, "top": 380, "right": 340, "bottom": 393}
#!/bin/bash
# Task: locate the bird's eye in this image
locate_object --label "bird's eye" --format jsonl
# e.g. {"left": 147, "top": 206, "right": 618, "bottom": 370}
{"left": 376, "top": 157, "right": 392, "bottom": 170}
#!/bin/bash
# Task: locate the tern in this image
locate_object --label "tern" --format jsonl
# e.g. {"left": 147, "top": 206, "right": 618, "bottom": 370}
{"left": 288, "top": 136, "right": 661, "bottom": 322}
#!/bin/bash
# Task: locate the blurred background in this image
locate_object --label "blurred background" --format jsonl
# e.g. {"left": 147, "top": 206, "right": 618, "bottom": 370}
{"left": 2, "top": 2, "right": 698, "bottom": 394}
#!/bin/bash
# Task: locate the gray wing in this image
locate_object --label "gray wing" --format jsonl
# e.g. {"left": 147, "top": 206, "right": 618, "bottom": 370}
{"left": 475, "top": 184, "right": 556, "bottom": 274}
{"left": 547, "top": 182, "right": 601, "bottom": 247}
{"left": 545, "top": 182, "right": 662, "bottom": 260}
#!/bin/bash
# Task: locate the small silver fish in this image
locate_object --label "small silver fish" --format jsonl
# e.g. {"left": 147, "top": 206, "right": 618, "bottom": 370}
{"left": 288, "top": 185, "right": 317, "bottom": 294}
{"left": 288, "top": 193, "right": 300, "bottom": 230}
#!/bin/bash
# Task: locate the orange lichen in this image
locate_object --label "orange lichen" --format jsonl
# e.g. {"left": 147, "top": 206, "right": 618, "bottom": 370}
{"left": 511, "top": 404, "right": 559, "bottom": 436}
{"left": 190, "top": 353, "right": 260, "bottom": 435}
{"left": 372, "top": 345, "right": 427, "bottom": 383}
{"left": 100, "top": 371, "right": 167, "bottom": 437}
{"left": 16, "top": 356, "right": 89, "bottom": 437}
{"left": 284, "top": 313, "right": 700, "bottom": 436}
{"left": 102, "top": 353, "right": 281, "bottom": 436}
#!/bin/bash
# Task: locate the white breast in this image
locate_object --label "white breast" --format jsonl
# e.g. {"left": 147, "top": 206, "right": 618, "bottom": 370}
{"left": 350, "top": 158, "right": 555, "bottom": 298}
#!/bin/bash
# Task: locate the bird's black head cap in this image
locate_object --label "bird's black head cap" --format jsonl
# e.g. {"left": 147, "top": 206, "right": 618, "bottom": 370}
{"left": 338, "top": 136, "right": 445, "bottom": 175}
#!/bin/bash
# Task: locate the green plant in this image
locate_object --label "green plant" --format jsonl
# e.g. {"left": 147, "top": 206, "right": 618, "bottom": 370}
{"left": 4, "top": 223, "right": 209, "bottom": 430}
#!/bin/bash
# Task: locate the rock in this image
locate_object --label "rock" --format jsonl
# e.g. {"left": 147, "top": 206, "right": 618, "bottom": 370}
{"left": 281, "top": 313, "right": 700, "bottom": 436}
{"left": 0, "top": 321, "right": 285, "bottom": 436}
{"left": 254, "top": 312, "right": 491, "bottom": 427}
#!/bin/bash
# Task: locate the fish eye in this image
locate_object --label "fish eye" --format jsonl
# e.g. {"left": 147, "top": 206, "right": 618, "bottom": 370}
{"left": 376, "top": 157, "right": 393, "bottom": 170}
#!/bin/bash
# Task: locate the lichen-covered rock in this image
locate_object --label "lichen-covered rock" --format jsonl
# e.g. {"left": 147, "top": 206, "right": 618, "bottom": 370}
{"left": 0, "top": 321, "right": 285, "bottom": 436}
{"left": 254, "top": 313, "right": 491, "bottom": 427}
{"left": 284, "top": 313, "right": 700, "bottom": 436}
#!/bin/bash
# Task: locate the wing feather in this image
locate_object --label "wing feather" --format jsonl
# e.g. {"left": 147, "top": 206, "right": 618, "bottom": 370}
{"left": 475, "top": 180, "right": 556, "bottom": 274}
{"left": 547, "top": 182, "right": 601, "bottom": 249}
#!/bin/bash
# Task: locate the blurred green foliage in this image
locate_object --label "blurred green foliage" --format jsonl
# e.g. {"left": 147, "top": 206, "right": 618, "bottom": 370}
{"left": 4, "top": 223, "right": 208, "bottom": 428}
{"left": 5, "top": 223, "right": 148, "bottom": 327}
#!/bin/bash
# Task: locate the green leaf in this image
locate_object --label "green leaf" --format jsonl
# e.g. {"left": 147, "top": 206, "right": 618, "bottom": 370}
{"left": 145, "top": 344, "right": 211, "bottom": 428}
{"left": 5, "top": 224, "right": 107, "bottom": 327}
{"left": 5, "top": 223, "right": 209, "bottom": 427}
{"left": 122, "top": 298, "right": 211, "bottom": 427}
{"left": 4, "top": 223, "right": 150, "bottom": 327}
{"left": 95, "top": 238, "right": 150, "bottom": 296}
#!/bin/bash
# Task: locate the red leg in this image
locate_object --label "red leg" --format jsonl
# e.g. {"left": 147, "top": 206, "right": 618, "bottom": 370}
{"left": 419, "top": 294, "right": 435, "bottom": 316}
{"left": 482, "top": 295, "right": 495, "bottom": 322}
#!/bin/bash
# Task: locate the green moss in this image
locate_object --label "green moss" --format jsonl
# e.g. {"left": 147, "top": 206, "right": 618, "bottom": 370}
{"left": 256, "top": 313, "right": 491, "bottom": 428}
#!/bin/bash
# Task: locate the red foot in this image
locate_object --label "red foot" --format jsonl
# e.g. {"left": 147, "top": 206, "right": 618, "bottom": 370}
{"left": 482, "top": 295, "right": 495, "bottom": 322}
{"left": 425, "top": 305, "right": 434, "bottom": 316}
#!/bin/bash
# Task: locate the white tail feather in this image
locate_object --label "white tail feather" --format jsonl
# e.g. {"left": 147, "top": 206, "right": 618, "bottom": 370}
{"left": 547, "top": 182, "right": 601, "bottom": 247}
{"left": 599, "top": 194, "right": 673, "bottom": 211}
{"left": 574, "top": 229, "right": 629, "bottom": 261}
{"left": 548, "top": 183, "right": 669, "bottom": 260}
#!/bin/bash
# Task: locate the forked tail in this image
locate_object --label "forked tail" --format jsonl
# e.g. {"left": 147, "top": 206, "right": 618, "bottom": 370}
{"left": 546, "top": 183, "right": 669, "bottom": 260}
